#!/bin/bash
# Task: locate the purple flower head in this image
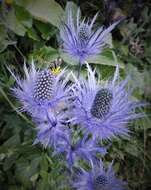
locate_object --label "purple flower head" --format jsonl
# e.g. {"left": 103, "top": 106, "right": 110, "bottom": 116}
{"left": 60, "top": 8, "right": 119, "bottom": 64}
{"left": 33, "top": 109, "right": 70, "bottom": 149}
{"left": 71, "top": 64, "right": 145, "bottom": 140}
{"left": 11, "top": 61, "right": 72, "bottom": 148}
{"left": 56, "top": 134, "right": 107, "bottom": 168}
{"left": 11, "top": 61, "right": 71, "bottom": 118}
{"left": 73, "top": 161, "right": 126, "bottom": 190}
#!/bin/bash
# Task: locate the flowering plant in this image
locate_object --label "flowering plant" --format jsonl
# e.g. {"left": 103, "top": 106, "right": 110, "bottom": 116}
{"left": 10, "top": 5, "right": 146, "bottom": 190}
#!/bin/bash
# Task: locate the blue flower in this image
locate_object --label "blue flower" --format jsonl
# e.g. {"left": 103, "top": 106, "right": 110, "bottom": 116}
{"left": 33, "top": 110, "right": 70, "bottom": 148}
{"left": 60, "top": 8, "right": 119, "bottom": 64}
{"left": 11, "top": 61, "right": 71, "bottom": 148}
{"left": 56, "top": 134, "right": 107, "bottom": 168}
{"left": 71, "top": 64, "right": 145, "bottom": 140}
{"left": 73, "top": 161, "right": 126, "bottom": 190}
{"left": 11, "top": 61, "right": 71, "bottom": 118}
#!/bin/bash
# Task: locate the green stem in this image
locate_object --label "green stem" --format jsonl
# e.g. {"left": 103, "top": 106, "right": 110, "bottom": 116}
{"left": 13, "top": 44, "right": 26, "bottom": 63}
{"left": 77, "top": 61, "right": 82, "bottom": 78}
{"left": 0, "top": 87, "right": 34, "bottom": 127}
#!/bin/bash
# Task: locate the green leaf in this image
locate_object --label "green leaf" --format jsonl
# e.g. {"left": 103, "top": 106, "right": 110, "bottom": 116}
{"left": 125, "top": 143, "right": 140, "bottom": 157}
{"left": 60, "top": 49, "right": 125, "bottom": 68}
{"left": 3, "top": 154, "right": 19, "bottom": 171}
{"left": 87, "top": 49, "right": 125, "bottom": 68}
{"left": 14, "top": 4, "right": 33, "bottom": 28}
{"left": 40, "top": 154, "right": 48, "bottom": 171}
{"left": 4, "top": 8, "right": 26, "bottom": 36}
{"left": 15, "top": 159, "right": 32, "bottom": 187}
{"left": 30, "top": 46, "right": 59, "bottom": 66}
{"left": 0, "top": 25, "right": 16, "bottom": 53}
{"left": 60, "top": 52, "right": 79, "bottom": 66}
{"left": 27, "top": 28, "right": 40, "bottom": 41}
{"left": 125, "top": 64, "right": 144, "bottom": 96}
{"left": 34, "top": 20, "right": 57, "bottom": 40}
{"left": 15, "top": 0, "right": 64, "bottom": 27}
{"left": 3, "top": 134, "right": 20, "bottom": 148}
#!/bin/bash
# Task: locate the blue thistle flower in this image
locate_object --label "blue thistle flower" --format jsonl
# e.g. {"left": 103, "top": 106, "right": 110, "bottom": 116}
{"left": 11, "top": 61, "right": 71, "bottom": 148}
{"left": 33, "top": 110, "right": 70, "bottom": 148}
{"left": 11, "top": 61, "right": 71, "bottom": 118}
{"left": 73, "top": 161, "right": 126, "bottom": 190}
{"left": 56, "top": 135, "right": 106, "bottom": 168}
{"left": 60, "top": 8, "right": 119, "bottom": 64}
{"left": 71, "top": 64, "right": 145, "bottom": 140}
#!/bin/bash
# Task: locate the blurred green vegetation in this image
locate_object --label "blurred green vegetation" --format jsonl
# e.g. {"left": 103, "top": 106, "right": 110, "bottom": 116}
{"left": 0, "top": 0, "right": 151, "bottom": 189}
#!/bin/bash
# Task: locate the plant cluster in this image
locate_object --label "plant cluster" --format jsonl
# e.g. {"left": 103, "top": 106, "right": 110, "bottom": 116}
{"left": 10, "top": 5, "right": 145, "bottom": 190}
{"left": 0, "top": 1, "right": 151, "bottom": 190}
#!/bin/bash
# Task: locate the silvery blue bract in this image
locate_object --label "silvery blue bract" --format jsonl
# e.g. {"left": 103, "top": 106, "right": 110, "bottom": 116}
{"left": 60, "top": 7, "right": 119, "bottom": 64}
{"left": 73, "top": 161, "right": 126, "bottom": 190}
{"left": 11, "top": 61, "right": 71, "bottom": 148}
{"left": 56, "top": 134, "right": 107, "bottom": 168}
{"left": 70, "top": 64, "right": 144, "bottom": 141}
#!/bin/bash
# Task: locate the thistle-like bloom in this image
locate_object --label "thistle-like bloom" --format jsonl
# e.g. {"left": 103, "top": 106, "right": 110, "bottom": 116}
{"left": 56, "top": 135, "right": 107, "bottom": 168}
{"left": 71, "top": 64, "right": 144, "bottom": 140}
{"left": 73, "top": 161, "right": 126, "bottom": 190}
{"left": 11, "top": 61, "right": 71, "bottom": 148}
{"left": 11, "top": 61, "right": 71, "bottom": 117}
{"left": 33, "top": 110, "right": 70, "bottom": 148}
{"left": 60, "top": 8, "right": 119, "bottom": 64}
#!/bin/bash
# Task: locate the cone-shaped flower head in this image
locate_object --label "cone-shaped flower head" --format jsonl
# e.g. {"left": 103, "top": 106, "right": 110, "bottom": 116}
{"left": 71, "top": 64, "right": 144, "bottom": 140}
{"left": 73, "top": 161, "right": 126, "bottom": 190}
{"left": 60, "top": 8, "right": 119, "bottom": 64}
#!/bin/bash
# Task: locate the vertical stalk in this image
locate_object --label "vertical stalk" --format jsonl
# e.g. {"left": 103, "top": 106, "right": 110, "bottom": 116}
{"left": 77, "top": 61, "right": 82, "bottom": 78}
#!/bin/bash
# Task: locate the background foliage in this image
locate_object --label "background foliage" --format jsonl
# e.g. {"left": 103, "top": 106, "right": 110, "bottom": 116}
{"left": 0, "top": 0, "right": 151, "bottom": 189}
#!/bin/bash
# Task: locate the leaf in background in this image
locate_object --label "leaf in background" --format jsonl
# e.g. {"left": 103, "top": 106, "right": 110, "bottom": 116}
{"left": 125, "top": 142, "right": 140, "bottom": 157}
{"left": 27, "top": 28, "right": 40, "bottom": 41}
{"left": 34, "top": 20, "right": 57, "bottom": 40}
{"left": 15, "top": 159, "right": 32, "bottom": 187}
{"left": 126, "top": 64, "right": 151, "bottom": 96}
{"left": 3, "top": 154, "right": 19, "bottom": 171}
{"left": 4, "top": 8, "right": 26, "bottom": 36}
{"left": 15, "top": 0, "right": 64, "bottom": 28}
{"left": 0, "top": 25, "right": 16, "bottom": 53}
{"left": 59, "top": 52, "right": 79, "bottom": 66}
{"left": 3, "top": 134, "right": 20, "bottom": 148}
{"left": 88, "top": 49, "right": 125, "bottom": 68}
{"left": 30, "top": 46, "right": 59, "bottom": 67}
{"left": 60, "top": 48, "right": 124, "bottom": 68}
{"left": 14, "top": 4, "right": 33, "bottom": 28}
